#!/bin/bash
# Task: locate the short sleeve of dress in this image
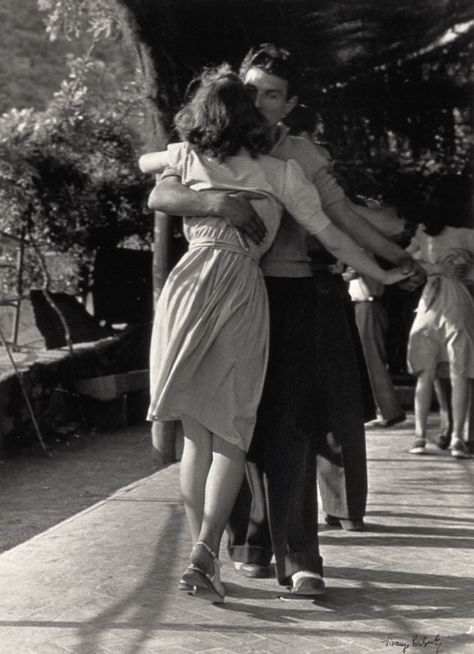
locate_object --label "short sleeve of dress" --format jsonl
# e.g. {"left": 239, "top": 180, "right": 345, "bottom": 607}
{"left": 158, "top": 142, "right": 188, "bottom": 180}
{"left": 167, "top": 142, "right": 187, "bottom": 171}
{"left": 280, "top": 159, "right": 331, "bottom": 235}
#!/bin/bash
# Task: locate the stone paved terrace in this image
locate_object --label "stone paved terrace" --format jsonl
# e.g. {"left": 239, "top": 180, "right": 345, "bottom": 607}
{"left": 0, "top": 417, "right": 473, "bottom": 654}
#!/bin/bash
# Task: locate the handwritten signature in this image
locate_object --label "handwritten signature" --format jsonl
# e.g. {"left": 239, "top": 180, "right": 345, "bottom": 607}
{"left": 381, "top": 634, "right": 442, "bottom": 654}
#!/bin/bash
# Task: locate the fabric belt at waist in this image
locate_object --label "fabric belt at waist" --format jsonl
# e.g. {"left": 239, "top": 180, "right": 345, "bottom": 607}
{"left": 188, "top": 238, "right": 256, "bottom": 260}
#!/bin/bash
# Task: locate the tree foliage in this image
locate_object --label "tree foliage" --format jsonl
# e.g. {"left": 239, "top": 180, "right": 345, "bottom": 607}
{"left": 0, "top": 53, "right": 150, "bottom": 296}
{"left": 0, "top": 0, "right": 136, "bottom": 115}
{"left": 38, "top": 0, "right": 119, "bottom": 41}
{"left": 311, "top": 32, "right": 473, "bottom": 220}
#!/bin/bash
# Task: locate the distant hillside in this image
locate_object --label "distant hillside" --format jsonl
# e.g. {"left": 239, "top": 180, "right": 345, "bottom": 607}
{"left": 0, "top": 0, "right": 135, "bottom": 114}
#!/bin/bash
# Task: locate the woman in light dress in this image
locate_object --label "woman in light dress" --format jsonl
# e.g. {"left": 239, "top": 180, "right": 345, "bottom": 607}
{"left": 407, "top": 176, "right": 474, "bottom": 459}
{"left": 139, "top": 65, "right": 411, "bottom": 602}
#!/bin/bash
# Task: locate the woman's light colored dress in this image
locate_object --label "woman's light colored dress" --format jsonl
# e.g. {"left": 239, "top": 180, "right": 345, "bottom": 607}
{"left": 147, "top": 142, "right": 329, "bottom": 451}
{"left": 407, "top": 225, "right": 474, "bottom": 377}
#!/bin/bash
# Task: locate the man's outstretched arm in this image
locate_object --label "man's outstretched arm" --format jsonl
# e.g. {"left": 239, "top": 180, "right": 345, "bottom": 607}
{"left": 148, "top": 176, "right": 267, "bottom": 245}
{"left": 303, "top": 139, "right": 415, "bottom": 269}
{"left": 325, "top": 198, "right": 414, "bottom": 268}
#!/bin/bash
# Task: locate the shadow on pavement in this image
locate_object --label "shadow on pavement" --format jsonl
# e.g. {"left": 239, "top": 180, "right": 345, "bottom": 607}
{"left": 320, "top": 533, "right": 474, "bottom": 548}
{"left": 73, "top": 508, "right": 186, "bottom": 654}
{"left": 368, "top": 510, "right": 474, "bottom": 524}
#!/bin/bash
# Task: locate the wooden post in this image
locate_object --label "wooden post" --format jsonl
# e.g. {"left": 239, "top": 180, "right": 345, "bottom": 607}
{"left": 151, "top": 210, "right": 178, "bottom": 467}
{"left": 115, "top": 1, "right": 179, "bottom": 466}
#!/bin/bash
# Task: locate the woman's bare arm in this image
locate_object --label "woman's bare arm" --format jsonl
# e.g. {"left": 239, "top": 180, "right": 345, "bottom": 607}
{"left": 138, "top": 151, "right": 170, "bottom": 174}
{"left": 317, "top": 222, "right": 412, "bottom": 285}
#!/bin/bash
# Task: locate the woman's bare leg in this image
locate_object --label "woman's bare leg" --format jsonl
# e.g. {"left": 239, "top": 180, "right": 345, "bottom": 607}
{"left": 434, "top": 378, "right": 452, "bottom": 443}
{"left": 180, "top": 418, "right": 212, "bottom": 542}
{"left": 450, "top": 374, "right": 469, "bottom": 445}
{"left": 180, "top": 418, "right": 246, "bottom": 600}
{"left": 414, "top": 369, "right": 436, "bottom": 440}
{"left": 197, "top": 435, "right": 246, "bottom": 556}
{"left": 180, "top": 417, "right": 246, "bottom": 553}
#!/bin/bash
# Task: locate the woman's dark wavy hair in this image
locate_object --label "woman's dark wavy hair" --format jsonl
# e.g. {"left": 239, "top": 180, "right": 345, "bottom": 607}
{"left": 420, "top": 174, "right": 473, "bottom": 236}
{"left": 174, "top": 64, "right": 272, "bottom": 161}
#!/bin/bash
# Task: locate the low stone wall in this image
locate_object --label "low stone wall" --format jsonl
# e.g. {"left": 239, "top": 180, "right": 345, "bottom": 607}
{"left": 0, "top": 325, "right": 151, "bottom": 457}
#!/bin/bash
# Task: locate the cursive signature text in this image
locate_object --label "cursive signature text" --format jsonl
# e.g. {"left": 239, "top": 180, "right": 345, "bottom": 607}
{"left": 381, "top": 633, "right": 442, "bottom": 654}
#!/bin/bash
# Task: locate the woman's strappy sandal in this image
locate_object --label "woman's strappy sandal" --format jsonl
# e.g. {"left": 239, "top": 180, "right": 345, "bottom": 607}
{"left": 181, "top": 541, "right": 225, "bottom": 603}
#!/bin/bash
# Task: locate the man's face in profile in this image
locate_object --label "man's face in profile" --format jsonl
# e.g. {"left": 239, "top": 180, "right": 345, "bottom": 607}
{"left": 243, "top": 67, "right": 297, "bottom": 128}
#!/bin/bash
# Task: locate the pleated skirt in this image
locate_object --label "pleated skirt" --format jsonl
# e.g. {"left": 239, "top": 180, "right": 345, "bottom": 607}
{"left": 147, "top": 243, "right": 269, "bottom": 452}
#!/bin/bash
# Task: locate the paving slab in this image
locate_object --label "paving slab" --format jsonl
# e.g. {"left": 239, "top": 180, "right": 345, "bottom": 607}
{"left": 0, "top": 415, "right": 473, "bottom": 654}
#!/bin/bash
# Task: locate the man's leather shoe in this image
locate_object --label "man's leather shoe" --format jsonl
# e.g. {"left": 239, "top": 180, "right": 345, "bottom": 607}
{"left": 325, "top": 514, "right": 365, "bottom": 531}
{"left": 234, "top": 562, "right": 272, "bottom": 578}
{"left": 366, "top": 413, "right": 406, "bottom": 428}
{"left": 340, "top": 518, "right": 365, "bottom": 531}
{"left": 290, "top": 572, "right": 325, "bottom": 596}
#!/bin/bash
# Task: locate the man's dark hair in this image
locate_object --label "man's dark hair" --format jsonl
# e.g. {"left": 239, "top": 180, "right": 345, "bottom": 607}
{"left": 174, "top": 64, "right": 272, "bottom": 161}
{"left": 239, "top": 43, "right": 300, "bottom": 98}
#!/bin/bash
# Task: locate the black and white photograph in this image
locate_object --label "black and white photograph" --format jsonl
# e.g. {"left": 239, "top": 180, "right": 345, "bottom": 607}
{"left": 0, "top": 1, "right": 473, "bottom": 652}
